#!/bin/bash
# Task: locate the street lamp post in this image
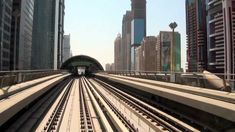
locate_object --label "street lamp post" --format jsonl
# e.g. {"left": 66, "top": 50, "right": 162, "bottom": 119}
{"left": 169, "top": 22, "right": 178, "bottom": 73}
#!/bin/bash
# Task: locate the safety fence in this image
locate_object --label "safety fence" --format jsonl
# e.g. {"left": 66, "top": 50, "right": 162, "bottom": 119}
{"left": 0, "top": 70, "right": 68, "bottom": 88}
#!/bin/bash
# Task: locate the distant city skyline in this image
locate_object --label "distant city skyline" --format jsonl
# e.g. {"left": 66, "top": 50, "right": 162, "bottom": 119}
{"left": 64, "top": 0, "right": 186, "bottom": 69}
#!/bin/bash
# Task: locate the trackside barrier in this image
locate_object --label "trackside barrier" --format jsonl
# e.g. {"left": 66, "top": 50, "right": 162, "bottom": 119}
{"left": 0, "top": 70, "right": 68, "bottom": 88}
{"left": 102, "top": 71, "right": 234, "bottom": 92}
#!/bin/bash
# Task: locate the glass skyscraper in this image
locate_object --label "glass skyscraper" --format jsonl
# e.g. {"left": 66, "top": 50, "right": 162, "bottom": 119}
{"left": 31, "top": 0, "right": 64, "bottom": 70}
{"left": 130, "top": 0, "right": 146, "bottom": 71}
{"left": 11, "top": 0, "right": 34, "bottom": 70}
{"left": 0, "top": 0, "right": 12, "bottom": 71}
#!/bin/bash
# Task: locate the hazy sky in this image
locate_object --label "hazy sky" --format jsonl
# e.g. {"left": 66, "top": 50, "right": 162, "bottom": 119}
{"left": 64, "top": 0, "right": 186, "bottom": 69}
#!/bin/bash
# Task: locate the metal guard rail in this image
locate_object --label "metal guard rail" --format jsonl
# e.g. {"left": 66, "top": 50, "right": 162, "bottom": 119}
{"left": 0, "top": 70, "right": 68, "bottom": 88}
{"left": 102, "top": 71, "right": 235, "bottom": 92}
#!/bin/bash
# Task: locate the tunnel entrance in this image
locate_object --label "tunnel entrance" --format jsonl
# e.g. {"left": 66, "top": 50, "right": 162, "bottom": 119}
{"left": 61, "top": 55, "right": 104, "bottom": 76}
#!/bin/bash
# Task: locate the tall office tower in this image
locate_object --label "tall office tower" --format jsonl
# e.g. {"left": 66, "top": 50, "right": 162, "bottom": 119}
{"left": 186, "top": 0, "right": 207, "bottom": 72}
{"left": 0, "top": 0, "right": 13, "bottom": 71}
{"left": 10, "top": 0, "right": 34, "bottom": 70}
{"left": 207, "top": 0, "right": 235, "bottom": 80}
{"left": 31, "top": 0, "right": 64, "bottom": 70}
{"left": 114, "top": 34, "right": 122, "bottom": 71}
{"left": 57, "top": 0, "right": 65, "bottom": 68}
{"left": 141, "top": 36, "right": 158, "bottom": 71}
{"left": 122, "top": 11, "right": 132, "bottom": 71}
{"left": 156, "top": 31, "right": 181, "bottom": 72}
{"left": 130, "top": 0, "right": 146, "bottom": 70}
{"left": 62, "top": 34, "right": 70, "bottom": 63}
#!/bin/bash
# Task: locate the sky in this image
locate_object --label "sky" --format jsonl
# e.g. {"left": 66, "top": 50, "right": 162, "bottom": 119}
{"left": 64, "top": 0, "right": 186, "bottom": 69}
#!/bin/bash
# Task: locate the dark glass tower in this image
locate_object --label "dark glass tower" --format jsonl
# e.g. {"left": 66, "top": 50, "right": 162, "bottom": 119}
{"left": 31, "top": 0, "right": 64, "bottom": 70}
{"left": 11, "top": 0, "right": 35, "bottom": 70}
{"left": 0, "top": 0, "right": 13, "bottom": 71}
{"left": 130, "top": 0, "right": 146, "bottom": 70}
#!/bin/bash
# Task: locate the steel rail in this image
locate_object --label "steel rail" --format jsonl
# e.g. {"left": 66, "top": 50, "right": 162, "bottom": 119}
{"left": 83, "top": 78, "right": 137, "bottom": 132}
{"left": 94, "top": 78, "right": 199, "bottom": 132}
{"left": 43, "top": 79, "right": 74, "bottom": 131}
{"left": 81, "top": 77, "right": 113, "bottom": 131}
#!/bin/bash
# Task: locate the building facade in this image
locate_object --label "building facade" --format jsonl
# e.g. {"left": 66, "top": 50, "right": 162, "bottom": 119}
{"left": 62, "top": 34, "right": 70, "bottom": 63}
{"left": 130, "top": 0, "right": 146, "bottom": 70}
{"left": 57, "top": 0, "right": 65, "bottom": 68}
{"left": 105, "top": 63, "right": 111, "bottom": 71}
{"left": 122, "top": 11, "right": 132, "bottom": 71}
{"left": 157, "top": 31, "right": 181, "bottom": 72}
{"left": 135, "top": 46, "right": 142, "bottom": 71}
{"left": 207, "top": 0, "right": 235, "bottom": 80}
{"left": 110, "top": 63, "right": 115, "bottom": 71}
{"left": 31, "top": 0, "right": 64, "bottom": 70}
{"left": 114, "top": 34, "right": 122, "bottom": 71}
{"left": 135, "top": 36, "right": 158, "bottom": 71}
{"left": 0, "top": 0, "right": 13, "bottom": 71}
{"left": 141, "top": 36, "right": 158, "bottom": 71}
{"left": 10, "top": 0, "right": 34, "bottom": 70}
{"left": 186, "top": 0, "right": 207, "bottom": 72}
{"left": 156, "top": 35, "right": 161, "bottom": 71}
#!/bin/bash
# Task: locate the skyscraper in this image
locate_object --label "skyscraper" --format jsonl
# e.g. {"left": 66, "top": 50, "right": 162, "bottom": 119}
{"left": 31, "top": 0, "right": 65, "bottom": 70}
{"left": 0, "top": 0, "right": 13, "bottom": 71}
{"left": 207, "top": 0, "right": 235, "bottom": 80}
{"left": 10, "top": 0, "right": 34, "bottom": 70}
{"left": 114, "top": 34, "right": 122, "bottom": 71}
{"left": 130, "top": 0, "right": 146, "bottom": 70}
{"left": 135, "top": 36, "right": 158, "bottom": 71}
{"left": 157, "top": 31, "right": 181, "bottom": 72}
{"left": 186, "top": 0, "right": 207, "bottom": 72}
{"left": 62, "top": 34, "right": 70, "bottom": 63}
{"left": 122, "top": 11, "right": 132, "bottom": 71}
{"left": 141, "top": 36, "right": 158, "bottom": 71}
{"left": 57, "top": 0, "right": 65, "bottom": 68}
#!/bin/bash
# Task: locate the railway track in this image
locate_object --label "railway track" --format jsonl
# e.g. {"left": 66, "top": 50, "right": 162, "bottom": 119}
{"left": 42, "top": 79, "right": 73, "bottom": 131}
{"left": 83, "top": 77, "right": 136, "bottom": 131}
{"left": 90, "top": 78, "right": 199, "bottom": 132}
{"left": 1, "top": 76, "right": 200, "bottom": 132}
{"left": 79, "top": 78, "right": 95, "bottom": 131}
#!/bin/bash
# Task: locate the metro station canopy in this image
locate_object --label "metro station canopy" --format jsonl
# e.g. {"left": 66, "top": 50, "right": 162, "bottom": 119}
{"left": 61, "top": 55, "right": 104, "bottom": 71}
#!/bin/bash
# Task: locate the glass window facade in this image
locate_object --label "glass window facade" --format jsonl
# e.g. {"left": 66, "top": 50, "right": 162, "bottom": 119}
{"left": 31, "top": 0, "right": 64, "bottom": 70}
{"left": 131, "top": 19, "right": 145, "bottom": 45}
